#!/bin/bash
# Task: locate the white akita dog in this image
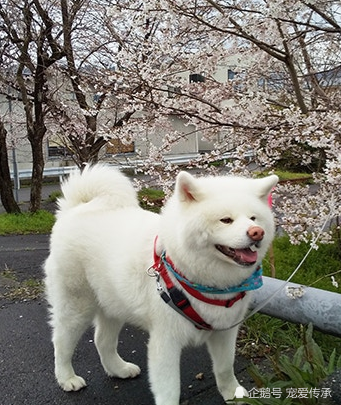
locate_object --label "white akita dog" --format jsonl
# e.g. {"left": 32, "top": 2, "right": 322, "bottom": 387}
{"left": 44, "top": 165, "right": 278, "bottom": 405}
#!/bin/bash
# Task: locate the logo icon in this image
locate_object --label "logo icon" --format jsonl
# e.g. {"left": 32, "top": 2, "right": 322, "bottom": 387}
{"left": 234, "top": 386, "right": 245, "bottom": 398}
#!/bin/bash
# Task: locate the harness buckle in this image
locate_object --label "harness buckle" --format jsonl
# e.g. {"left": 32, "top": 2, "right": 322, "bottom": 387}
{"left": 146, "top": 266, "right": 164, "bottom": 292}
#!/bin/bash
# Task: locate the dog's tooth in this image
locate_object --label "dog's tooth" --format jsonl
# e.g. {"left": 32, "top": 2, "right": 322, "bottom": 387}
{"left": 250, "top": 245, "right": 257, "bottom": 252}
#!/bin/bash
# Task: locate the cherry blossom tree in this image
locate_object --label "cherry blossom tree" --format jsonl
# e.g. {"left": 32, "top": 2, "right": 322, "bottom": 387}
{"left": 40, "top": 0, "right": 142, "bottom": 167}
{"left": 0, "top": 0, "right": 65, "bottom": 212}
{"left": 102, "top": 0, "right": 341, "bottom": 246}
{"left": 161, "top": 0, "right": 341, "bottom": 246}
{"left": 0, "top": 0, "right": 340, "bottom": 250}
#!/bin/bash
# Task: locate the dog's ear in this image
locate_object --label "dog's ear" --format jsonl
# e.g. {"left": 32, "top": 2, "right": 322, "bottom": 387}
{"left": 254, "top": 174, "right": 279, "bottom": 201}
{"left": 175, "top": 171, "right": 201, "bottom": 202}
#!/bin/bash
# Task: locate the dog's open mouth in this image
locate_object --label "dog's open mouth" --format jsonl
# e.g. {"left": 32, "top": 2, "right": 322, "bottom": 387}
{"left": 215, "top": 244, "right": 258, "bottom": 266}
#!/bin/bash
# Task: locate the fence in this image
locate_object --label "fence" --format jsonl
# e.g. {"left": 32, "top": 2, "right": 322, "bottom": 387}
{"left": 11, "top": 150, "right": 254, "bottom": 187}
{"left": 251, "top": 277, "right": 341, "bottom": 338}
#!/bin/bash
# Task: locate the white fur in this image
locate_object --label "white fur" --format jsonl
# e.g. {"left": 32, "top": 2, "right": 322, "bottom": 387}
{"left": 44, "top": 165, "right": 278, "bottom": 404}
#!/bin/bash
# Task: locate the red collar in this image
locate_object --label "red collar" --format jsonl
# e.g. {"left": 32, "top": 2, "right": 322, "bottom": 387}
{"left": 152, "top": 238, "right": 246, "bottom": 331}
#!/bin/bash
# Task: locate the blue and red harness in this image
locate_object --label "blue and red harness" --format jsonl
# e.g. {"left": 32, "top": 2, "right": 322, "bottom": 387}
{"left": 151, "top": 238, "right": 263, "bottom": 331}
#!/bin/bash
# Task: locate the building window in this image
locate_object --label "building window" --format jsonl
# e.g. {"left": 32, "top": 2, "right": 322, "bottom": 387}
{"left": 228, "top": 69, "right": 236, "bottom": 80}
{"left": 47, "top": 142, "right": 70, "bottom": 158}
{"left": 189, "top": 73, "right": 205, "bottom": 83}
{"left": 258, "top": 72, "right": 286, "bottom": 91}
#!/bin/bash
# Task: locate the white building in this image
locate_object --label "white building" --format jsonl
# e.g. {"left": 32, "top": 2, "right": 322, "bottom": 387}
{"left": 0, "top": 54, "right": 269, "bottom": 172}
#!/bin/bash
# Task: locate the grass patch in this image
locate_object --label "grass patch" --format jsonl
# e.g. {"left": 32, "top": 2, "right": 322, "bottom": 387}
{"left": 237, "top": 324, "right": 341, "bottom": 405}
{"left": 273, "top": 170, "right": 312, "bottom": 182}
{"left": 47, "top": 190, "right": 62, "bottom": 203}
{"left": 138, "top": 188, "right": 164, "bottom": 213}
{"left": 3, "top": 279, "right": 44, "bottom": 301}
{"left": 0, "top": 267, "right": 44, "bottom": 301}
{"left": 0, "top": 189, "right": 164, "bottom": 234}
{"left": 241, "top": 313, "right": 341, "bottom": 361}
{"left": 1, "top": 265, "right": 17, "bottom": 281}
{"left": 0, "top": 280, "right": 44, "bottom": 301}
{"left": 263, "top": 235, "right": 341, "bottom": 292}
{"left": 0, "top": 210, "right": 55, "bottom": 235}
{"left": 239, "top": 314, "right": 300, "bottom": 358}
{"left": 256, "top": 170, "right": 313, "bottom": 182}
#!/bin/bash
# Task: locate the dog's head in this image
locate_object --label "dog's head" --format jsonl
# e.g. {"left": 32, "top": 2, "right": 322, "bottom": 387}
{"left": 160, "top": 172, "right": 278, "bottom": 284}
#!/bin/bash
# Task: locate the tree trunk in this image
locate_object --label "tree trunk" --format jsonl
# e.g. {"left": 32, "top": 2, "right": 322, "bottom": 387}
{"left": 28, "top": 135, "right": 45, "bottom": 212}
{"left": 27, "top": 59, "right": 47, "bottom": 213}
{"left": 0, "top": 119, "right": 21, "bottom": 213}
{"left": 285, "top": 56, "right": 309, "bottom": 114}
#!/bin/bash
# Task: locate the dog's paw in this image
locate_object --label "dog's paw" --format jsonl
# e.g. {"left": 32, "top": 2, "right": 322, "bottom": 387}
{"left": 60, "top": 375, "right": 87, "bottom": 392}
{"left": 108, "top": 362, "right": 141, "bottom": 379}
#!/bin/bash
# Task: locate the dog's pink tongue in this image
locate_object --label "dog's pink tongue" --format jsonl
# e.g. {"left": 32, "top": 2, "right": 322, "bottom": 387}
{"left": 236, "top": 248, "right": 258, "bottom": 263}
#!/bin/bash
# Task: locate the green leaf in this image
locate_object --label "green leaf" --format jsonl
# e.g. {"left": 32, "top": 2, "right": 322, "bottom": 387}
{"left": 247, "top": 363, "right": 270, "bottom": 387}
{"left": 304, "top": 324, "right": 325, "bottom": 368}
{"left": 327, "top": 348, "right": 336, "bottom": 375}
{"left": 292, "top": 345, "right": 305, "bottom": 367}
{"left": 337, "top": 354, "right": 341, "bottom": 369}
{"left": 278, "top": 356, "right": 308, "bottom": 388}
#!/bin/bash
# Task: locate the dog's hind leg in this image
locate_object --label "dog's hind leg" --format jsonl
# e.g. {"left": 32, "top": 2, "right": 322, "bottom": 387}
{"left": 206, "top": 328, "right": 248, "bottom": 401}
{"left": 52, "top": 306, "right": 94, "bottom": 392}
{"left": 94, "top": 310, "right": 141, "bottom": 379}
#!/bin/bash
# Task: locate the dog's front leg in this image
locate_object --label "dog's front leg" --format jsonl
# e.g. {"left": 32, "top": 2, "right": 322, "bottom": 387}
{"left": 148, "top": 330, "right": 182, "bottom": 405}
{"left": 206, "top": 328, "right": 248, "bottom": 402}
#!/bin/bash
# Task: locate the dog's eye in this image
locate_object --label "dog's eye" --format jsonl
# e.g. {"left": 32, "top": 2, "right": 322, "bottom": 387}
{"left": 250, "top": 216, "right": 256, "bottom": 221}
{"left": 220, "top": 217, "right": 233, "bottom": 224}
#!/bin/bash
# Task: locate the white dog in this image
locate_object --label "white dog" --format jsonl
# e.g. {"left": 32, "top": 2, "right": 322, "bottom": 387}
{"left": 44, "top": 165, "right": 278, "bottom": 405}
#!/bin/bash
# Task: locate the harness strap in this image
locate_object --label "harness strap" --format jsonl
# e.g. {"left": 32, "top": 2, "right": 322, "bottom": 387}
{"left": 157, "top": 264, "right": 213, "bottom": 330}
{"left": 152, "top": 237, "right": 247, "bottom": 331}
{"left": 163, "top": 254, "right": 247, "bottom": 307}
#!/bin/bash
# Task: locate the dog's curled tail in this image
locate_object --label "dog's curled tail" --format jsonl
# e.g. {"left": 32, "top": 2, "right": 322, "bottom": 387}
{"left": 57, "top": 165, "right": 139, "bottom": 213}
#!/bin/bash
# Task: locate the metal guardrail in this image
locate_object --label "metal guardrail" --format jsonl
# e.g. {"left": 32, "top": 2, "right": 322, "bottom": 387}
{"left": 251, "top": 277, "right": 341, "bottom": 337}
{"left": 126, "top": 150, "right": 254, "bottom": 168}
{"left": 11, "top": 150, "right": 255, "bottom": 186}
{"left": 12, "top": 166, "right": 78, "bottom": 182}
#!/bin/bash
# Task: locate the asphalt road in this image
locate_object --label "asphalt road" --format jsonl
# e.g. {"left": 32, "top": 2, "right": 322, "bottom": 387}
{"left": 0, "top": 234, "right": 253, "bottom": 405}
